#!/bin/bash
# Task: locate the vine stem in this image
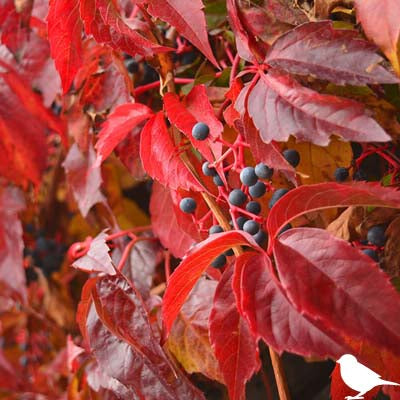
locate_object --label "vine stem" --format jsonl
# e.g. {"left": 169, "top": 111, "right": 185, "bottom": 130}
{"left": 269, "top": 349, "right": 291, "bottom": 400}
{"left": 155, "top": 36, "right": 291, "bottom": 400}
{"left": 134, "top": 78, "right": 194, "bottom": 96}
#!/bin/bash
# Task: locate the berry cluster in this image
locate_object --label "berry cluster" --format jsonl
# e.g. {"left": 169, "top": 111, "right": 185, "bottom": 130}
{"left": 24, "top": 226, "right": 66, "bottom": 281}
{"left": 334, "top": 142, "right": 400, "bottom": 184}
{"left": 123, "top": 54, "right": 159, "bottom": 88}
{"left": 361, "top": 225, "right": 387, "bottom": 262}
{"left": 179, "top": 123, "right": 298, "bottom": 269}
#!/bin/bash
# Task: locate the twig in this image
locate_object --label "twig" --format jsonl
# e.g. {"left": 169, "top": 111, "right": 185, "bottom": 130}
{"left": 150, "top": 282, "right": 166, "bottom": 296}
{"left": 269, "top": 348, "right": 291, "bottom": 400}
{"left": 133, "top": 78, "right": 194, "bottom": 97}
{"left": 164, "top": 250, "right": 171, "bottom": 282}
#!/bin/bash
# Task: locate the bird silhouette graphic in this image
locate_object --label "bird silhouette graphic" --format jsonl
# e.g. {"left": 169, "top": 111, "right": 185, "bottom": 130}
{"left": 337, "top": 354, "right": 400, "bottom": 399}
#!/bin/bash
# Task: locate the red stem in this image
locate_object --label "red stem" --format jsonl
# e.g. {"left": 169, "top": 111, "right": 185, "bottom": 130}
{"left": 230, "top": 54, "right": 241, "bottom": 86}
{"left": 117, "top": 239, "right": 137, "bottom": 271}
{"left": 164, "top": 250, "right": 171, "bottom": 281}
{"left": 106, "top": 226, "right": 152, "bottom": 242}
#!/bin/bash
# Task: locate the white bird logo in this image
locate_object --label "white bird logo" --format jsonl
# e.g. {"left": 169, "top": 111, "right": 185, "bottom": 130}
{"left": 337, "top": 354, "right": 400, "bottom": 399}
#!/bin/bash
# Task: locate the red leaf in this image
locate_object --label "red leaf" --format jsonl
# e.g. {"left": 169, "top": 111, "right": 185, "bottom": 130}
{"left": 95, "top": 103, "right": 153, "bottom": 167}
{"left": 80, "top": 0, "right": 170, "bottom": 57}
{"left": 243, "top": 71, "right": 390, "bottom": 146}
{"left": 114, "top": 238, "right": 164, "bottom": 299}
{"left": 63, "top": 143, "right": 107, "bottom": 217}
{"left": 0, "top": 0, "right": 14, "bottom": 26}
{"left": 233, "top": 80, "right": 296, "bottom": 184}
{"left": 238, "top": 0, "right": 308, "bottom": 45}
{"left": 164, "top": 86, "right": 223, "bottom": 162}
{"left": 47, "top": 0, "right": 83, "bottom": 93}
{"left": 0, "top": 68, "right": 63, "bottom": 187}
{"left": 86, "top": 360, "right": 137, "bottom": 399}
{"left": 0, "top": 0, "right": 31, "bottom": 53}
{"left": 266, "top": 21, "right": 399, "bottom": 85}
{"left": 145, "top": 0, "right": 218, "bottom": 67}
{"left": 235, "top": 252, "right": 348, "bottom": 359}
{"left": 72, "top": 231, "right": 115, "bottom": 275}
{"left": 1, "top": 70, "right": 65, "bottom": 141}
{"left": 0, "top": 187, "right": 26, "bottom": 305}
{"left": 355, "top": 0, "right": 400, "bottom": 72}
{"left": 76, "top": 277, "right": 98, "bottom": 343}
{"left": 76, "top": 47, "right": 132, "bottom": 113}
{"left": 114, "top": 126, "right": 146, "bottom": 179}
{"left": 150, "top": 181, "right": 200, "bottom": 258}
{"left": 140, "top": 112, "right": 203, "bottom": 192}
{"left": 226, "top": 0, "right": 265, "bottom": 62}
{"left": 274, "top": 228, "right": 400, "bottom": 357}
{"left": 162, "top": 231, "right": 258, "bottom": 336}
{"left": 7, "top": 31, "right": 61, "bottom": 107}
{"left": 209, "top": 265, "right": 260, "bottom": 400}
{"left": 66, "top": 335, "right": 84, "bottom": 371}
{"left": 0, "top": 115, "right": 45, "bottom": 187}
{"left": 267, "top": 182, "right": 400, "bottom": 244}
{"left": 86, "top": 274, "right": 205, "bottom": 399}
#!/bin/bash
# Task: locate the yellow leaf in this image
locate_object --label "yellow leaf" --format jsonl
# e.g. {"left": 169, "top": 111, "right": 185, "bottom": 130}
{"left": 167, "top": 278, "right": 224, "bottom": 383}
{"left": 101, "top": 162, "right": 149, "bottom": 228}
{"left": 285, "top": 137, "right": 352, "bottom": 185}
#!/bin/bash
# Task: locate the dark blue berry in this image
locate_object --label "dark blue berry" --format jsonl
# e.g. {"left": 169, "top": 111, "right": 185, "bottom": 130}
{"left": 255, "top": 163, "right": 273, "bottom": 179}
{"left": 125, "top": 59, "right": 138, "bottom": 74}
{"left": 334, "top": 167, "right": 349, "bottom": 182}
{"left": 211, "top": 254, "right": 226, "bottom": 268}
{"left": 279, "top": 223, "right": 292, "bottom": 235}
{"left": 246, "top": 201, "right": 261, "bottom": 215}
{"left": 202, "top": 161, "right": 217, "bottom": 176}
{"left": 192, "top": 122, "right": 210, "bottom": 141}
{"left": 228, "top": 189, "right": 247, "bottom": 206}
{"left": 362, "top": 248, "right": 379, "bottom": 262}
{"left": 269, "top": 188, "right": 289, "bottom": 209}
{"left": 25, "top": 223, "right": 35, "bottom": 233}
{"left": 213, "top": 175, "right": 224, "bottom": 186}
{"left": 51, "top": 102, "right": 62, "bottom": 116}
{"left": 47, "top": 239, "right": 57, "bottom": 251}
{"left": 240, "top": 167, "right": 258, "bottom": 186}
{"left": 236, "top": 216, "right": 248, "bottom": 230}
{"left": 41, "top": 254, "right": 60, "bottom": 275}
{"left": 142, "top": 64, "right": 158, "bottom": 84}
{"left": 36, "top": 237, "right": 49, "bottom": 252}
{"left": 19, "top": 356, "right": 28, "bottom": 367}
{"left": 25, "top": 267, "right": 38, "bottom": 283}
{"left": 19, "top": 342, "right": 28, "bottom": 351}
{"left": 224, "top": 248, "right": 234, "bottom": 256}
{"left": 353, "top": 169, "right": 367, "bottom": 181}
{"left": 243, "top": 220, "right": 259, "bottom": 235}
{"left": 181, "top": 51, "right": 197, "bottom": 65}
{"left": 253, "top": 230, "right": 268, "bottom": 246}
{"left": 180, "top": 197, "right": 197, "bottom": 213}
{"left": 283, "top": 149, "right": 300, "bottom": 167}
{"left": 367, "top": 226, "right": 386, "bottom": 247}
{"left": 209, "top": 225, "right": 223, "bottom": 234}
{"left": 249, "top": 181, "right": 266, "bottom": 198}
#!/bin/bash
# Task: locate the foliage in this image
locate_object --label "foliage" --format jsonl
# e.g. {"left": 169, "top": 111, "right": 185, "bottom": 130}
{"left": 1, "top": 0, "right": 400, "bottom": 399}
